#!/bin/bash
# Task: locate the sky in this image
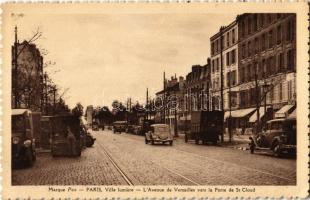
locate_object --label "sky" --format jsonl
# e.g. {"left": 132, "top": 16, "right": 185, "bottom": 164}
{"left": 11, "top": 12, "right": 236, "bottom": 109}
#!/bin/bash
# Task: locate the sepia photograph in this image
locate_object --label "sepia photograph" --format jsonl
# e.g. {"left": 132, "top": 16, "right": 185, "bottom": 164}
{"left": 1, "top": 3, "right": 308, "bottom": 199}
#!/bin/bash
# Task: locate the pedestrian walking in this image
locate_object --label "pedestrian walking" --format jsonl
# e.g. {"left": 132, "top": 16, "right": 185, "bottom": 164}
{"left": 67, "top": 126, "right": 76, "bottom": 156}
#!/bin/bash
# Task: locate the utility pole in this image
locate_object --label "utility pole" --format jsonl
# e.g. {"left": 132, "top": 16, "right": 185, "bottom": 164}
{"left": 220, "top": 26, "right": 224, "bottom": 142}
{"left": 163, "top": 71, "right": 166, "bottom": 124}
{"left": 228, "top": 68, "right": 232, "bottom": 143}
{"left": 174, "top": 94, "right": 178, "bottom": 137}
{"left": 13, "top": 26, "right": 19, "bottom": 108}
{"left": 52, "top": 86, "right": 56, "bottom": 114}
{"left": 254, "top": 62, "right": 260, "bottom": 134}
{"left": 146, "top": 88, "right": 149, "bottom": 120}
{"left": 44, "top": 73, "right": 48, "bottom": 114}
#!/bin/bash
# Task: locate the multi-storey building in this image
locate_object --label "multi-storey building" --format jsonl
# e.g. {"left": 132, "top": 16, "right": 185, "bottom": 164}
{"left": 12, "top": 35, "right": 44, "bottom": 111}
{"left": 237, "top": 13, "right": 296, "bottom": 133}
{"left": 210, "top": 21, "right": 239, "bottom": 120}
{"left": 178, "top": 60, "right": 211, "bottom": 132}
{"left": 155, "top": 76, "right": 185, "bottom": 135}
{"left": 210, "top": 13, "right": 296, "bottom": 134}
{"left": 85, "top": 105, "right": 94, "bottom": 126}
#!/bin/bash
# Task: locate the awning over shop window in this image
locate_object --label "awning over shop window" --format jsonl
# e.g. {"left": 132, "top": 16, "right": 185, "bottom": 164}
{"left": 249, "top": 106, "right": 270, "bottom": 123}
{"left": 275, "top": 104, "right": 295, "bottom": 118}
{"left": 224, "top": 108, "right": 256, "bottom": 121}
{"left": 287, "top": 109, "right": 296, "bottom": 119}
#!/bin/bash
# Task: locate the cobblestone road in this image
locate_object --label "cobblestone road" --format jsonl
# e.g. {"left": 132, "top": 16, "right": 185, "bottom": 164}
{"left": 12, "top": 130, "right": 296, "bottom": 185}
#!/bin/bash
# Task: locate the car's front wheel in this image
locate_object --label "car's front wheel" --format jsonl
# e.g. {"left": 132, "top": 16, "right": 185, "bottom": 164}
{"left": 169, "top": 141, "right": 173, "bottom": 146}
{"left": 25, "top": 148, "right": 33, "bottom": 167}
{"left": 145, "top": 138, "right": 148, "bottom": 144}
{"left": 249, "top": 140, "right": 255, "bottom": 154}
{"left": 272, "top": 141, "right": 282, "bottom": 157}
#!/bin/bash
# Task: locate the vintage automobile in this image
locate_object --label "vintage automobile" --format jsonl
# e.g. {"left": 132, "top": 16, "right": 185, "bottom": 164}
{"left": 50, "top": 114, "right": 82, "bottom": 157}
{"left": 11, "top": 109, "right": 38, "bottom": 168}
{"left": 185, "top": 111, "right": 224, "bottom": 145}
{"left": 145, "top": 124, "right": 173, "bottom": 145}
{"left": 125, "top": 124, "right": 135, "bottom": 134}
{"left": 113, "top": 121, "right": 127, "bottom": 133}
{"left": 249, "top": 116, "right": 296, "bottom": 157}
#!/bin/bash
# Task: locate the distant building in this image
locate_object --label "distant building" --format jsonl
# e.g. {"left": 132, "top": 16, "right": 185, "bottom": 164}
{"left": 85, "top": 105, "right": 94, "bottom": 126}
{"left": 178, "top": 60, "right": 211, "bottom": 132}
{"left": 155, "top": 75, "right": 185, "bottom": 135}
{"left": 12, "top": 28, "right": 43, "bottom": 111}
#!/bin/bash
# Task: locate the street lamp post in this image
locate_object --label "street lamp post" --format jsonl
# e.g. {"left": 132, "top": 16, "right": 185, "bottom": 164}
{"left": 262, "top": 82, "right": 270, "bottom": 129}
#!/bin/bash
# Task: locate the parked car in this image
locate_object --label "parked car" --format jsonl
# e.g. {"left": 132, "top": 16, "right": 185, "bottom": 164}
{"left": 145, "top": 124, "right": 173, "bottom": 145}
{"left": 113, "top": 121, "right": 127, "bottom": 133}
{"left": 185, "top": 111, "right": 224, "bottom": 145}
{"left": 11, "top": 109, "right": 38, "bottom": 168}
{"left": 125, "top": 124, "right": 135, "bottom": 134}
{"left": 249, "top": 116, "right": 296, "bottom": 157}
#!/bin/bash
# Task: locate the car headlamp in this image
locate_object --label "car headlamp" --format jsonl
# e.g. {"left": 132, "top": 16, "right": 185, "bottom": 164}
{"left": 23, "top": 140, "right": 32, "bottom": 147}
{"left": 12, "top": 137, "right": 20, "bottom": 144}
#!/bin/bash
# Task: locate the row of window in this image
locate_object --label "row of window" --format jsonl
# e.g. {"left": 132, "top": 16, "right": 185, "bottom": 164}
{"left": 239, "top": 49, "right": 295, "bottom": 84}
{"left": 211, "top": 79, "right": 295, "bottom": 110}
{"left": 240, "top": 13, "right": 291, "bottom": 39}
{"left": 211, "top": 28, "right": 237, "bottom": 55}
{"left": 226, "top": 49, "right": 236, "bottom": 66}
{"left": 241, "top": 19, "right": 295, "bottom": 59}
{"left": 239, "top": 80, "right": 295, "bottom": 108}
{"left": 210, "top": 51, "right": 234, "bottom": 74}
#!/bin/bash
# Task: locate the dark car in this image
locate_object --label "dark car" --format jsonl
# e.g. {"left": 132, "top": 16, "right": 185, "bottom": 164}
{"left": 113, "top": 121, "right": 127, "bottom": 133}
{"left": 249, "top": 117, "right": 296, "bottom": 157}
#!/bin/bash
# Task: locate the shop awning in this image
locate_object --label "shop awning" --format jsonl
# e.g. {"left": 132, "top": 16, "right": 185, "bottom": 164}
{"left": 12, "top": 109, "right": 31, "bottom": 116}
{"left": 275, "top": 104, "right": 295, "bottom": 118}
{"left": 249, "top": 106, "right": 270, "bottom": 123}
{"left": 224, "top": 108, "right": 256, "bottom": 120}
{"left": 287, "top": 109, "right": 296, "bottom": 119}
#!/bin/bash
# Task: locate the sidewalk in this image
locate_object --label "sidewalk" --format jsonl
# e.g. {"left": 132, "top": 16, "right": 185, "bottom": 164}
{"left": 220, "top": 133, "right": 250, "bottom": 150}
{"left": 175, "top": 132, "right": 250, "bottom": 151}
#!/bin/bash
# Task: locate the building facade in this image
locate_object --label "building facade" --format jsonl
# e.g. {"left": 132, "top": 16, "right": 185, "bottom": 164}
{"left": 155, "top": 75, "right": 185, "bottom": 135}
{"left": 12, "top": 38, "right": 44, "bottom": 112}
{"left": 210, "top": 13, "right": 296, "bottom": 134}
{"left": 210, "top": 21, "right": 239, "bottom": 113}
{"left": 177, "top": 60, "right": 211, "bottom": 132}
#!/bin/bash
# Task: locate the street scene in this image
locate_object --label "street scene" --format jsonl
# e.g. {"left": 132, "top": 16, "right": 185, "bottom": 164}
{"left": 12, "top": 129, "right": 296, "bottom": 185}
{"left": 11, "top": 12, "right": 297, "bottom": 186}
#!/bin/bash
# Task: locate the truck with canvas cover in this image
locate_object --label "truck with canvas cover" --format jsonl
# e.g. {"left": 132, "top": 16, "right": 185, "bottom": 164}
{"left": 185, "top": 110, "right": 224, "bottom": 145}
{"left": 50, "top": 114, "right": 82, "bottom": 157}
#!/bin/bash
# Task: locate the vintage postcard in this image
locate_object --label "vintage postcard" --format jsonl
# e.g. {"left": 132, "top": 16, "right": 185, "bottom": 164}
{"left": 1, "top": 2, "right": 309, "bottom": 199}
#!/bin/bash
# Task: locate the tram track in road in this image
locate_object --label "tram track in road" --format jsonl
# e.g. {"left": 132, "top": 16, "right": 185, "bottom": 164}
{"left": 95, "top": 139, "right": 134, "bottom": 186}
{"left": 116, "top": 132, "right": 295, "bottom": 184}
{"left": 96, "top": 132, "right": 202, "bottom": 185}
